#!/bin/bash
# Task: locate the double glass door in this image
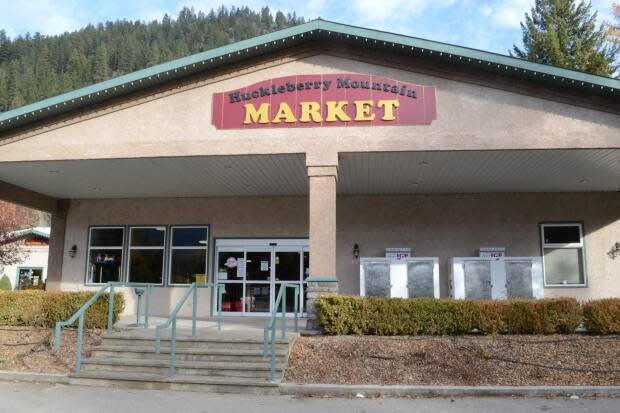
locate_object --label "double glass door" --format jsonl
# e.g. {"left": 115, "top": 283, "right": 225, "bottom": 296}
{"left": 215, "top": 239, "right": 309, "bottom": 315}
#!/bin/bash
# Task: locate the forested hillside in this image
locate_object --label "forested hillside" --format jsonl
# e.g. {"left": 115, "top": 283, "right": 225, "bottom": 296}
{"left": 0, "top": 6, "right": 304, "bottom": 112}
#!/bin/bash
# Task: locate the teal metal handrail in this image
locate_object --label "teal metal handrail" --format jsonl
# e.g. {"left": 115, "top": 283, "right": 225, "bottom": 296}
{"left": 154, "top": 283, "right": 224, "bottom": 376}
{"left": 54, "top": 282, "right": 154, "bottom": 373}
{"left": 263, "top": 283, "right": 300, "bottom": 383}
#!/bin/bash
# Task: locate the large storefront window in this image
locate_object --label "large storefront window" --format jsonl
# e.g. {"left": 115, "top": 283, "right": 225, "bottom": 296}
{"left": 87, "top": 227, "right": 124, "bottom": 284}
{"left": 128, "top": 226, "right": 166, "bottom": 284}
{"left": 169, "top": 226, "right": 209, "bottom": 285}
{"left": 541, "top": 223, "right": 586, "bottom": 286}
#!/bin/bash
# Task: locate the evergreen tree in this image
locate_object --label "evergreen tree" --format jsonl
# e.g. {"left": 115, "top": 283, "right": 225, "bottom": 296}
{"left": 34, "top": 46, "right": 55, "bottom": 99}
{"left": 0, "top": 6, "right": 304, "bottom": 112}
{"left": 512, "top": 0, "right": 619, "bottom": 76}
{"left": 0, "top": 275, "right": 12, "bottom": 291}
{"left": 92, "top": 44, "right": 109, "bottom": 82}
{"left": 0, "top": 30, "right": 8, "bottom": 63}
{"left": 609, "top": 3, "right": 619, "bottom": 45}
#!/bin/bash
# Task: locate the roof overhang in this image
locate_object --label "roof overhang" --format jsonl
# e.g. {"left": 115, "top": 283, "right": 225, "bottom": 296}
{"left": 0, "top": 19, "right": 618, "bottom": 134}
{"left": 0, "top": 150, "right": 618, "bottom": 200}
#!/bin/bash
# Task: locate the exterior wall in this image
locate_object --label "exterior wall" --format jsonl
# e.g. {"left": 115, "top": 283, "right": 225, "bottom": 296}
{"left": 59, "top": 192, "right": 619, "bottom": 318}
{"left": 337, "top": 192, "right": 620, "bottom": 300}
{"left": 61, "top": 197, "right": 308, "bottom": 317}
{"left": 0, "top": 245, "right": 49, "bottom": 289}
{"left": 1, "top": 54, "right": 618, "bottom": 167}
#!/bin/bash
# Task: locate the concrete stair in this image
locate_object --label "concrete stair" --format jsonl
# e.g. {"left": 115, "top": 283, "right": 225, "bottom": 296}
{"left": 69, "top": 331, "right": 297, "bottom": 394}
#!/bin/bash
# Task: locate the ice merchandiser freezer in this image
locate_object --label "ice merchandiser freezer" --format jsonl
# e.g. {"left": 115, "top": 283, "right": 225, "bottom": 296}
{"left": 449, "top": 256, "right": 543, "bottom": 299}
{"left": 360, "top": 257, "right": 440, "bottom": 298}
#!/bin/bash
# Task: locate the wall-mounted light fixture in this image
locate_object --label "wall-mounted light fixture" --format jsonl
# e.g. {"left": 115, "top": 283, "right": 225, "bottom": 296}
{"left": 353, "top": 243, "right": 360, "bottom": 259}
{"left": 68, "top": 245, "right": 77, "bottom": 258}
{"left": 608, "top": 242, "right": 620, "bottom": 259}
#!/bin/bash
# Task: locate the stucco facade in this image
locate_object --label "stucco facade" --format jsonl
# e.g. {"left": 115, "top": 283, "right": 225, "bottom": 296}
{"left": 54, "top": 191, "right": 620, "bottom": 317}
{"left": 0, "top": 22, "right": 619, "bottom": 320}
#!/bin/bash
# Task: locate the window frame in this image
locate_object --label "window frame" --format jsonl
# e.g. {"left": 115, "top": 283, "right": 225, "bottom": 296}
{"left": 126, "top": 225, "right": 168, "bottom": 286}
{"left": 167, "top": 225, "right": 210, "bottom": 287}
{"left": 16, "top": 266, "right": 44, "bottom": 289}
{"left": 85, "top": 226, "right": 126, "bottom": 285}
{"left": 540, "top": 222, "right": 587, "bottom": 288}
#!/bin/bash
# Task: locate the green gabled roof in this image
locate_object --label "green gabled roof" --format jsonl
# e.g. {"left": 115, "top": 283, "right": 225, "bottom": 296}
{"left": 1, "top": 19, "right": 618, "bottom": 133}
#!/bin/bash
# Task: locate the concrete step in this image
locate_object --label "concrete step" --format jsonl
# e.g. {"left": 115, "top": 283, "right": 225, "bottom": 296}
{"left": 69, "top": 371, "right": 280, "bottom": 394}
{"left": 81, "top": 358, "right": 284, "bottom": 379}
{"left": 91, "top": 345, "right": 289, "bottom": 363}
{"left": 101, "top": 335, "right": 291, "bottom": 351}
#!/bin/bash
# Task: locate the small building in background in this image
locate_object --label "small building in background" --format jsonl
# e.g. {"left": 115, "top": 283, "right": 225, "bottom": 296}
{"left": 0, "top": 227, "right": 50, "bottom": 289}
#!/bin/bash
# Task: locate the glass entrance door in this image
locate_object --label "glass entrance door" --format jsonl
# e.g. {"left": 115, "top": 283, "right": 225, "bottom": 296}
{"left": 246, "top": 250, "right": 272, "bottom": 313}
{"left": 215, "top": 239, "right": 308, "bottom": 316}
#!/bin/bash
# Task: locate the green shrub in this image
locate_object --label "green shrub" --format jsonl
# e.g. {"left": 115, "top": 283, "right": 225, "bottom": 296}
{"left": 316, "top": 295, "right": 476, "bottom": 335}
{"left": 474, "top": 300, "right": 507, "bottom": 335}
{"left": 582, "top": 298, "right": 620, "bottom": 335}
{"left": 0, "top": 275, "right": 12, "bottom": 291}
{"left": 315, "top": 295, "right": 581, "bottom": 335}
{"left": 0, "top": 290, "right": 124, "bottom": 329}
{"left": 503, "top": 298, "right": 581, "bottom": 334}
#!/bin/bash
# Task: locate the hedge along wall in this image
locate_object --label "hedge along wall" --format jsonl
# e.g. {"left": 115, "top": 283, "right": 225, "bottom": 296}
{"left": 582, "top": 298, "right": 620, "bottom": 335}
{"left": 314, "top": 295, "right": 602, "bottom": 335}
{"left": 0, "top": 291, "right": 125, "bottom": 329}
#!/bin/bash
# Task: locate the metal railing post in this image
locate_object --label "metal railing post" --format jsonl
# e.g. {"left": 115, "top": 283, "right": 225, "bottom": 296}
{"left": 192, "top": 283, "right": 197, "bottom": 337}
{"left": 294, "top": 285, "right": 299, "bottom": 332}
{"left": 281, "top": 286, "right": 286, "bottom": 339}
{"left": 217, "top": 285, "right": 223, "bottom": 331}
{"left": 75, "top": 314, "right": 84, "bottom": 373}
{"left": 263, "top": 327, "right": 268, "bottom": 357}
{"left": 144, "top": 284, "right": 151, "bottom": 328}
{"left": 107, "top": 284, "right": 115, "bottom": 334}
{"left": 135, "top": 292, "right": 142, "bottom": 325}
{"left": 169, "top": 319, "right": 177, "bottom": 376}
{"left": 155, "top": 327, "right": 161, "bottom": 354}
{"left": 270, "top": 322, "right": 276, "bottom": 383}
{"left": 54, "top": 322, "right": 61, "bottom": 351}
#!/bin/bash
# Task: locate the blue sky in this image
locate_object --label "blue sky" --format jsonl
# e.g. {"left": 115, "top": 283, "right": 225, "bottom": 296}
{"left": 0, "top": 0, "right": 616, "bottom": 55}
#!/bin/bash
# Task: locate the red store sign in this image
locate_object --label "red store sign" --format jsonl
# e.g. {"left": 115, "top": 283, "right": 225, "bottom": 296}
{"left": 212, "top": 74, "right": 437, "bottom": 129}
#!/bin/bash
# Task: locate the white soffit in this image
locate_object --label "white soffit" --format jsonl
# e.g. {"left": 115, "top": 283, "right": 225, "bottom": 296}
{"left": 0, "top": 154, "right": 308, "bottom": 199}
{"left": 338, "top": 149, "right": 620, "bottom": 194}
{"left": 1, "top": 149, "right": 620, "bottom": 199}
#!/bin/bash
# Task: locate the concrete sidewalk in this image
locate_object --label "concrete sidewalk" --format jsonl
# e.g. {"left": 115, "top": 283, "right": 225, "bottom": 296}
{"left": 1, "top": 382, "right": 618, "bottom": 413}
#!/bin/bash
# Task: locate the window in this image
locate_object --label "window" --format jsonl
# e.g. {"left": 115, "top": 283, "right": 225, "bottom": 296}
{"left": 17, "top": 267, "right": 44, "bottom": 289}
{"left": 128, "top": 226, "right": 166, "bottom": 284}
{"left": 169, "top": 226, "right": 209, "bottom": 285}
{"left": 87, "top": 227, "right": 124, "bottom": 284}
{"left": 540, "top": 223, "right": 586, "bottom": 286}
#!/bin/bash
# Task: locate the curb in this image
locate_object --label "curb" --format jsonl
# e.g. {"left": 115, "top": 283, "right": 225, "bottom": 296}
{"left": 0, "top": 371, "right": 70, "bottom": 385}
{"left": 280, "top": 383, "right": 620, "bottom": 398}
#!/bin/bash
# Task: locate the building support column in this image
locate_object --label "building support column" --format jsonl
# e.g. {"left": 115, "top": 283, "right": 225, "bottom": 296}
{"left": 45, "top": 200, "right": 69, "bottom": 291}
{"left": 305, "top": 165, "right": 339, "bottom": 330}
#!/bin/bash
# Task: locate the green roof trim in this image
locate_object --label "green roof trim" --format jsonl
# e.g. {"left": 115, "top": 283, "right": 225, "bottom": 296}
{"left": 1, "top": 19, "right": 618, "bottom": 132}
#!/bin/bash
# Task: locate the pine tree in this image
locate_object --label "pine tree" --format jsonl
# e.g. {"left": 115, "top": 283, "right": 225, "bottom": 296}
{"left": 0, "top": 275, "right": 12, "bottom": 291}
{"left": 609, "top": 3, "right": 620, "bottom": 44}
{"left": 34, "top": 46, "right": 55, "bottom": 99}
{"left": 512, "top": 0, "right": 619, "bottom": 76}
{"left": 66, "top": 48, "right": 87, "bottom": 89}
{"left": 92, "top": 44, "right": 109, "bottom": 82}
{"left": 0, "top": 30, "right": 8, "bottom": 63}
{"left": 0, "top": 5, "right": 304, "bottom": 112}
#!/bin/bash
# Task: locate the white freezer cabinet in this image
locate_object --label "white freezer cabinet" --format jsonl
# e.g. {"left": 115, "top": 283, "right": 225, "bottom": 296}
{"left": 449, "top": 256, "right": 543, "bottom": 299}
{"left": 360, "top": 257, "right": 440, "bottom": 299}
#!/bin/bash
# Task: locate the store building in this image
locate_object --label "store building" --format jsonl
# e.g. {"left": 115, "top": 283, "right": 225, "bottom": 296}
{"left": 0, "top": 20, "right": 618, "bottom": 320}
